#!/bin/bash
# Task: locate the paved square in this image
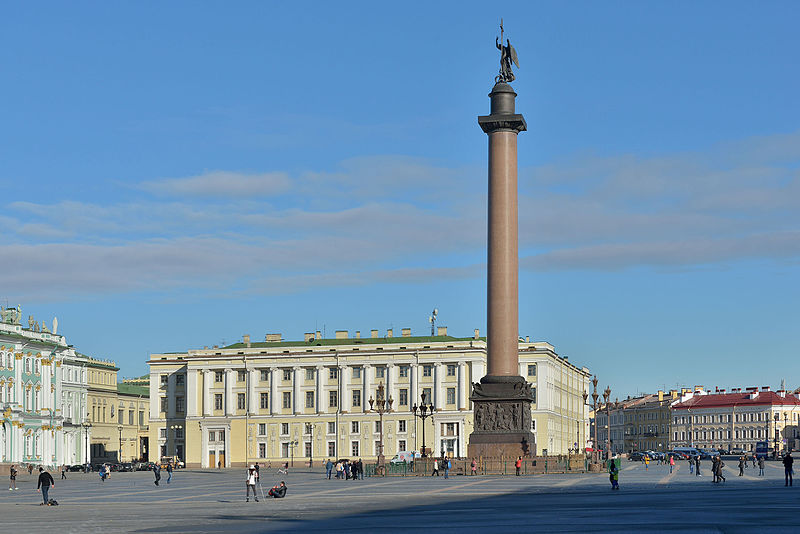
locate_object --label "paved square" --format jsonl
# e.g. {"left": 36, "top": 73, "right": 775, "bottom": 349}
{"left": 2, "top": 459, "right": 798, "bottom": 532}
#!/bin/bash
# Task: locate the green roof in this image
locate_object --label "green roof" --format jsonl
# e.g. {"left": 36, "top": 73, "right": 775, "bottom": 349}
{"left": 223, "top": 335, "right": 486, "bottom": 349}
{"left": 117, "top": 383, "right": 149, "bottom": 397}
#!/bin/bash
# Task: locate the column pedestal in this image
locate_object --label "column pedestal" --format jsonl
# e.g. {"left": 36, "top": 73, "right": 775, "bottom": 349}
{"left": 468, "top": 376, "right": 535, "bottom": 457}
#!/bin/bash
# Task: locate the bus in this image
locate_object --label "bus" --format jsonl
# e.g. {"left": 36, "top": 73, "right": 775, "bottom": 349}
{"left": 755, "top": 441, "right": 771, "bottom": 459}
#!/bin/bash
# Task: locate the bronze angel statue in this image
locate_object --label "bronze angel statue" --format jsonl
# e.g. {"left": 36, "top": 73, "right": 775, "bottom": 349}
{"left": 496, "top": 37, "right": 519, "bottom": 83}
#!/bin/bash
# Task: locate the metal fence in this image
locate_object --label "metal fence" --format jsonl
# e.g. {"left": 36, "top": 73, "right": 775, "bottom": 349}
{"left": 364, "top": 455, "right": 590, "bottom": 477}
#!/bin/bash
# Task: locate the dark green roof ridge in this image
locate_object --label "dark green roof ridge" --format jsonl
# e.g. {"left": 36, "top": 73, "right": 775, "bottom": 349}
{"left": 222, "top": 335, "right": 488, "bottom": 350}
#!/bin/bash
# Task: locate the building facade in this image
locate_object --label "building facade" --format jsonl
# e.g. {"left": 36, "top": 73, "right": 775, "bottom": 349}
{"left": 148, "top": 329, "right": 592, "bottom": 467}
{"left": 670, "top": 387, "right": 800, "bottom": 453}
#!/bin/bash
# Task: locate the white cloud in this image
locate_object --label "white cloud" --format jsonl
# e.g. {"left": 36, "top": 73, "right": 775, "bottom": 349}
{"left": 139, "top": 170, "right": 291, "bottom": 197}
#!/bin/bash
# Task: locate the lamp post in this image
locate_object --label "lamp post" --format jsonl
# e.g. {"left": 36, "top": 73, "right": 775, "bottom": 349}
{"left": 169, "top": 424, "right": 183, "bottom": 460}
{"left": 602, "top": 386, "right": 612, "bottom": 460}
{"left": 582, "top": 376, "right": 600, "bottom": 464}
{"left": 289, "top": 439, "right": 298, "bottom": 467}
{"left": 774, "top": 412, "right": 780, "bottom": 459}
{"left": 308, "top": 423, "right": 314, "bottom": 468}
{"left": 784, "top": 413, "right": 788, "bottom": 452}
{"left": 117, "top": 424, "right": 123, "bottom": 462}
{"left": 412, "top": 391, "right": 436, "bottom": 457}
{"left": 82, "top": 419, "right": 92, "bottom": 471}
{"left": 368, "top": 382, "right": 393, "bottom": 476}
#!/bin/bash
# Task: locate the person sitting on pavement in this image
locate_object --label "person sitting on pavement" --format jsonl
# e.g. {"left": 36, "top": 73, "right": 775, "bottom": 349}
{"left": 268, "top": 481, "right": 287, "bottom": 498}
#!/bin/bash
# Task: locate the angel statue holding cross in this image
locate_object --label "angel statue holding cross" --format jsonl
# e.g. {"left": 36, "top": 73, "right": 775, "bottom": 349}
{"left": 495, "top": 20, "right": 519, "bottom": 83}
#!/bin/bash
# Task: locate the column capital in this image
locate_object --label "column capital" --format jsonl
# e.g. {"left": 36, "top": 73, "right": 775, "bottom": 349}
{"left": 316, "top": 364, "right": 324, "bottom": 370}
{"left": 363, "top": 363, "right": 372, "bottom": 369}
{"left": 386, "top": 363, "right": 395, "bottom": 368}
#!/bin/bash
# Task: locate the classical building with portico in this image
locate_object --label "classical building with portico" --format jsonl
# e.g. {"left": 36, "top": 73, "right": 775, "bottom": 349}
{"left": 148, "top": 328, "right": 591, "bottom": 467}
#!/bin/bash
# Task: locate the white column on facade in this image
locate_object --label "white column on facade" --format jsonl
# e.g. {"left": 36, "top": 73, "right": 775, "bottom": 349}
{"left": 340, "top": 365, "right": 351, "bottom": 413}
{"left": 269, "top": 368, "right": 278, "bottom": 415}
{"left": 410, "top": 363, "right": 419, "bottom": 406}
{"left": 149, "top": 370, "right": 159, "bottom": 420}
{"left": 202, "top": 370, "right": 212, "bottom": 416}
{"left": 293, "top": 367, "right": 301, "bottom": 415}
{"left": 187, "top": 369, "right": 198, "bottom": 417}
{"left": 167, "top": 373, "right": 176, "bottom": 418}
{"left": 14, "top": 353, "right": 23, "bottom": 405}
{"left": 41, "top": 360, "right": 50, "bottom": 410}
{"left": 316, "top": 365, "right": 324, "bottom": 414}
{"left": 433, "top": 363, "right": 443, "bottom": 410}
{"left": 224, "top": 369, "right": 234, "bottom": 416}
{"left": 363, "top": 364, "right": 372, "bottom": 413}
{"left": 248, "top": 368, "right": 257, "bottom": 414}
{"left": 386, "top": 364, "right": 396, "bottom": 406}
{"left": 457, "top": 362, "right": 466, "bottom": 411}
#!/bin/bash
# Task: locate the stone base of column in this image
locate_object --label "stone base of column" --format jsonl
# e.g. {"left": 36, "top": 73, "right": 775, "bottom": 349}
{"left": 467, "top": 376, "right": 536, "bottom": 458}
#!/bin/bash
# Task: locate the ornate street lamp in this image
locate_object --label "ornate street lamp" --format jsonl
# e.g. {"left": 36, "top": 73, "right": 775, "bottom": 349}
{"left": 603, "top": 386, "right": 612, "bottom": 460}
{"left": 774, "top": 412, "right": 780, "bottom": 458}
{"left": 412, "top": 391, "right": 436, "bottom": 458}
{"left": 583, "top": 375, "right": 600, "bottom": 464}
{"left": 117, "top": 424, "right": 124, "bottom": 462}
{"left": 82, "top": 418, "right": 92, "bottom": 471}
{"left": 368, "top": 382, "right": 393, "bottom": 476}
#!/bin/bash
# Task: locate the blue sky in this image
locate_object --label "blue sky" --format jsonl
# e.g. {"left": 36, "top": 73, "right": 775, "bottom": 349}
{"left": 2, "top": 2, "right": 799, "bottom": 397}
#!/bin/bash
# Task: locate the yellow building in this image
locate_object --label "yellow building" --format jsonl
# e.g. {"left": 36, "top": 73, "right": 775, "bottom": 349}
{"left": 86, "top": 357, "right": 149, "bottom": 463}
{"left": 148, "top": 329, "right": 592, "bottom": 468}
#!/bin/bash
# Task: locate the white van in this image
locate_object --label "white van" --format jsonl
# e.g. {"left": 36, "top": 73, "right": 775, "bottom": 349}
{"left": 390, "top": 451, "right": 419, "bottom": 464}
{"left": 672, "top": 447, "right": 701, "bottom": 457}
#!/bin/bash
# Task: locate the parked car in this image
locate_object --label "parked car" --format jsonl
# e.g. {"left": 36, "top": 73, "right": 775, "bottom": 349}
{"left": 67, "top": 464, "right": 85, "bottom": 472}
{"left": 390, "top": 451, "right": 419, "bottom": 464}
{"left": 731, "top": 447, "right": 746, "bottom": 455}
{"left": 136, "top": 462, "right": 156, "bottom": 471}
{"left": 119, "top": 462, "right": 135, "bottom": 472}
{"left": 628, "top": 452, "right": 645, "bottom": 461}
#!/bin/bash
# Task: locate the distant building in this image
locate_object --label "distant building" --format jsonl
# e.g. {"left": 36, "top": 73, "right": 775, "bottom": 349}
{"left": 596, "top": 390, "right": 680, "bottom": 454}
{"left": 148, "top": 329, "right": 592, "bottom": 467}
{"left": 670, "top": 386, "right": 800, "bottom": 453}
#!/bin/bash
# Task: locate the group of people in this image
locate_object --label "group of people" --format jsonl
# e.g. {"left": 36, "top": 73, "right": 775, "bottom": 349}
{"left": 245, "top": 463, "right": 287, "bottom": 501}
{"left": 325, "top": 458, "right": 364, "bottom": 480}
{"left": 431, "top": 456, "right": 452, "bottom": 478}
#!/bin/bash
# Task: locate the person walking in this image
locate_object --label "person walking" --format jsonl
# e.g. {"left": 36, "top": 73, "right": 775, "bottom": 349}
{"left": 335, "top": 461, "right": 343, "bottom": 479}
{"left": 444, "top": 457, "right": 450, "bottom": 479}
{"left": 358, "top": 459, "right": 364, "bottom": 480}
{"left": 669, "top": 455, "right": 675, "bottom": 474}
{"left": 751, "top": 455, "right": 756, "bottom": 468}
{"left": 9, "top": 464, "right": 17, "bottom": 491}
{"left": 471, "top": 459, "right": 477, "bottom": 476}
{"left": 695, "top": 455, "right": 701, "bottom": 477}
{"left": 61, "top": 465, "right": 67, "bottom": 480}
{"left": 717, "top": 457, "right": 726, "bottom": 483}
{"left": 432, "top": 459, "right": 439, "bottom": 476}
{"left": 254, "top": 462, "right": 260, "bottom": 486}
{"left": 758, "top": 456, "right": 765, "bottom": 476}
{"left": 37, "top": 467, "right": 55, "bottom": 506}
{"left": 166, "top": 462, "right": 173, "bottom": 484}
{"left": 783, "top": 451, "right": 793, "bottom": 487}
{"left": 515, "top": 456, "right": 522, "bottom": 476}
{"left": 738, "top": 456, "right": 745, "bottom": 476}
{"left": 688, "top": 456, "right": 694, "bottom": 474}
{"left": 609, "top": 460, "right": 619, "bottom": 490}
{"left": 325, "top": 459, "right": 333, "bottom": 480}
{"left": 153, "top": 463, "right": 161, "bottom": 486}
{"left": 246, "top": 465, "right": 259, "bottom": 502}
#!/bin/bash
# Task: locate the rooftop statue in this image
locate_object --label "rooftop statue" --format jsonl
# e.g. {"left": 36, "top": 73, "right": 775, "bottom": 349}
{"left": 495, "top": 19, "right": 519, "bottom": 83}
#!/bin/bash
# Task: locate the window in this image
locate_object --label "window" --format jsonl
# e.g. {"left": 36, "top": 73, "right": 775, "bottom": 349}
{"left": 176, "top": 396, "right": 185, "bottom": 413}
{"left": 375, "top": 421, "right": 381, "bottom": 433}
{"left": 215, "top": 371, "right": 223, "bottom": 382}
{"left": 282, "top": 442, "right": 289, "bottom": 458}
{"left": 399, "top": 389, "right": 408, "bottom": 406}
{"left": 329, "top": 368, "right": 339, "bottom": 380}
{"left": 375, "top": 367, "right": 385, "bottom": 379}
{"left": 214, "top": 394, "right": 223, "bottom": 410}
{"left": 261, "top": 370, "right": 269, "bottom": 382}
{"left": 328, "top": 442, "right": 336, "bottom": 457}
{"left": 351, "top": 441, "right": 360, "bottom": 456}
{"left": 258, "top": 423, "right": 266, "bottom": 435}
{"left": 423, "top": 365, "right": 432, "bottom": 377}
{"left": 238, "top": 370, "right": 247, "bottom": 382}
{"left": 352, "top": 390, "right": 361, "bottom": 408}
{"left": 283, "top": 369, "right": 291, "bottom": 381}
{"left": 128, "top": 411, "right": 134, "bottom": 425}
{"left": 176, "top": 374, "right": 184, "bottom": 385}
{"left": 281, "top": 423, "right": 289, "bottom": 435}
{"left": 160, "top": 428, "right": 167, "bottom": 438}
{"left": 352, "top": 367, "right": 362, "bottom": 379}
{"left": 160, "top": 375, "right": 169, "bottom": 386}
{"left": 447, "top": 364, "right": 456, "bottom": 376}
{"left": 219, "top": 430, "right": 225, "bottom": 442}
{"left": 444, "top": 387, "right": 455, "bottom": 405}
{"left": 351, "top": 421, "right": 359, "bottom": 433}
{"left": 306, "top": 368, "right": 315, "bottom": 381}
{"left": 422, "top": 388, "right": 432, "bottom": 403}
{"left": 306, "top": 391, "right": 315, "bottom": 408}
{"left": 160, "top": 397, "right": 167, "bottom": 413}
{"left": 398, "top": 440, "right": 406, "bottom": 451}
{"left": 208, "top": 431, "right": 215, "bottom": 442}
{"left": 399, "top": 365, "right": 409, "bottom": 378}
{"left": 259, "top": 443, "right": 266, "bottom": 458}
{"left": 398, "top": 420, "right": 406, "bottom": 433}
{"left": 260, "top": 392, "right": 269, "bottom": 410}
{"left": 329, "top": 391, "right": 338, "bottom": 408}
{"left": 527, "top": 364, "right": 536, "bottom": 376}
{"left": 237, "top": 393, "right": 246, "bottom": 410}
{"left": 119, "top": 409, "right": 124, "bottom": 424}
{"left": 283, "top": 392, "right": 291, "bottom": 409}
{"left": 328, "top": 422, "right": 336, "bottom": 434}
{"left": 305, "top": 442, "right": 312, "bottom": 458}
{"left": 531, "top": 387, "right": 536, "bottom": 404}
{"left": 175, "top": 427, "right": 184, "bottom": 439}
{"left": 139, "top": 411, "right": 144, "bottom": 426}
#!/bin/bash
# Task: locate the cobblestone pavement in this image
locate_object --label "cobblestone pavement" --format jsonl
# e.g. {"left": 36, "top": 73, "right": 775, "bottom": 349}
{"left": 1, "top": 459, "right": 796, "bottom": 533}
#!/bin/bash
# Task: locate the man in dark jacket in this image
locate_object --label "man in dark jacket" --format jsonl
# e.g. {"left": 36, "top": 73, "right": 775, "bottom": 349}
{"left": 783, "top": 452, "right": 793, "bottom": 486}
{"left": 37, "top": 467, "right": 55, "bottom": 505}
{"left": 268, "top": 481, "right": 287, "bottom": 498}
{"left": 153, "top": 463, "right": 162, "bottom": 486}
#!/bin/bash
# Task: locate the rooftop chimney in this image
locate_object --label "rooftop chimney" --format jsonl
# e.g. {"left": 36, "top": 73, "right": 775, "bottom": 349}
{"left": 387, "top": 329, "right": 393, "bottom": 338}
{"left": 474, "top": 328, "right": 480, "bottom": 339}
{"left": 243, "top": 334, "right": 251, "bottom": 348}
{"left": 304, "top": 333, "right": 315, "bottom": 342}
{"left": 316, "top": 330, "right": 321, "bottom": 340}
{"left": 355, "top": 331, "right": 361, "bottom": 339}
{"left": 265, "top": 333, "right": 282, "bottom": 342}
{"left": 658, "top": 390, "right": 664, "bottom": 401}
{"left": 335, "top": 330, "right": 348, "bottom": 339}
{"left": 525, "top": 336, "right": 530, "bottom": 343}
{"left": 401, "top": 328, "right": 412, "bottom": 337}
{"left": 371, "top": 329, "right": 379, "bottom": 339}
{"left": 762, "top": 386, "right": 771, "bottom": 391}
{"left": 437, "top": 326, "right": 447, "bottom": 336}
